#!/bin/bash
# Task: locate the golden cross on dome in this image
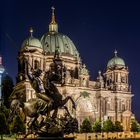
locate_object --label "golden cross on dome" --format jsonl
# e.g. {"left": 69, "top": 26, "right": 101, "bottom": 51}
{"left": 29, "top": 27, "right": 33, "bottom": 37}
{"left": 114, "top": 49, "right": 118, "bottom": 57}
{"left": 52, "top": 6, "right": 55, "bottom": 15}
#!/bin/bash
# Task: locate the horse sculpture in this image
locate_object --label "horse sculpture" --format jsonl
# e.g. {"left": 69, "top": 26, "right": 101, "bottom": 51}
{"left": 9, "top": 56, "right": 77, "bottom": 137}
{"left": 42, "top": 68, "right": 76, "bottom": 118}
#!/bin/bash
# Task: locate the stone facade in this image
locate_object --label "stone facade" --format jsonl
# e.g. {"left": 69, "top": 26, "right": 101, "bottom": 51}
{"left": 13, "top": 8, "right": 133, "bottom": 131}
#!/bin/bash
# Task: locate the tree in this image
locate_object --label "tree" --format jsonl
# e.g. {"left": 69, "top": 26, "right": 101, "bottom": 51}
{"left": 0, "top": 105, "right": 10, "bottom": 120}
{"left": 0, "top": 113, "right": 7, "bottom": 140}
{"left": 131, "top": 120, "right": 139, "bottom": 132}
{"left": 9, "top": 115, "right": 25, "bottom": 134}
{"left": 2, "top": 75, "right": 14, "bottom": 108}
{"left": 92, "top": 120, "right": 101, "bottom": 132}
{"left": 63, "top": 117, "right": 78, "bottom": 134}
{"left": 80, "top": 118, "right": 92, "bottom": 133}
{"left": 0, "top": 105, "right": 10, "bottom": 134}
{"left": 102, "top": 119, "right": 115, "bottom": 132}
{"left": 114, "top": 121, "right": 123, "bottom": 132}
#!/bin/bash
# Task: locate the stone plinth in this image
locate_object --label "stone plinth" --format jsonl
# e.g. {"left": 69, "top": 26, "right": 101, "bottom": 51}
{"left": 17, "top": 137, "right": 74, "bottom": 140}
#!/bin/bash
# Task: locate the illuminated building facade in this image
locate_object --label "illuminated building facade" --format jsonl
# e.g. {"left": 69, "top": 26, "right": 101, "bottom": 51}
{"left": 14, "top": 7, "right": 133, "bottom": 131}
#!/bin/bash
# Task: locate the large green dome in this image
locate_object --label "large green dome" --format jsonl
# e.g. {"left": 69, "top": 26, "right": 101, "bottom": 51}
{"left": 41, "top": 32, "right": 79, "bottom": 58}
{"left": 40, "top": 7, "right": 79, "bottom": 58}
{"left": 107, "top": 50, "right": 125, "bottom": 68}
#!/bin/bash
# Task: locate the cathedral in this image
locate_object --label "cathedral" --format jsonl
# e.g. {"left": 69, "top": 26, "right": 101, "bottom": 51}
{"left": 14, "top": 7, "right": 133, "bottom": 131}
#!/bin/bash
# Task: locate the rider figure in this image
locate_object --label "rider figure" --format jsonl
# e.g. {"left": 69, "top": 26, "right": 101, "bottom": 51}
{"left": 25, "top": 58, "right": 64, "bottom": 116}
{"left": 26, "top": 60, "right": 52, "bottom": 104}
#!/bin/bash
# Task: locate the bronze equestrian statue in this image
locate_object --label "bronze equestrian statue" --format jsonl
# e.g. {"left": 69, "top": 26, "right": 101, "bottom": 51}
{"left": 9, "top": 54, "right": 78, "bottom": 138}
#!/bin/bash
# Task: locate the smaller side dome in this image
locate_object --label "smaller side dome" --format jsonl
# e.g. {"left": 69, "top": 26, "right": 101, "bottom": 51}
{"left": 107, "top": 50, "right": 125, "bottom": 68}
{"left": 21, "top": 28, "right": 42, "bottom": 49}
{"left": 22, "top": 37, "right": 42, "bottom": 48}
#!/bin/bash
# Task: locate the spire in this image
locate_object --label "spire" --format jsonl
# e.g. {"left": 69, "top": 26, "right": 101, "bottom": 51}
{"left": 49, "top": 6, "right": 58, "bottom": 33}
{"left": 51, "top": 6, "right": 56, "bottom": 24}
{"left": 29, "top": 27, "right": 33, "bottom": 37}
{"left": 114, "top": 49, "right": 118, "bottom": 57}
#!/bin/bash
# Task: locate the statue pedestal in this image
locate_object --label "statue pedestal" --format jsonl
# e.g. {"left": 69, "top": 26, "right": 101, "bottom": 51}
{"left": 17, "top": 137, "right": 75, "bottom": 140}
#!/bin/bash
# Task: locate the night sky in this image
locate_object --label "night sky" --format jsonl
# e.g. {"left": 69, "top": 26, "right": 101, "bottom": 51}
{"left": 0, "top": 0, "right": 140, "bottom": 121}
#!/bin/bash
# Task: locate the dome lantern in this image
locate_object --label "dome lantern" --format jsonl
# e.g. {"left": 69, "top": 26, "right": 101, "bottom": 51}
{"left": 49, "top": 6, "right": 58, "bottom": 33}
{"left": 114, "top": 49, "right": 117, "bottom": 57}
{"left": 29, "top": 27, "right": 33, "bottom": 37}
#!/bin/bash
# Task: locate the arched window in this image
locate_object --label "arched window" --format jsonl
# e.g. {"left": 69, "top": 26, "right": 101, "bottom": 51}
{"left": 107, "top": 103, "right": 110, "bottom": 110}
{"left": 34, "top": 60, "right": 39, "bottom": 69}
{"left": 122, "top": 104, "right": 125, "bottom": 111}
{"left": 65, "top": 44, "right": 69, "bottom": 53}
{"left": 21, "top": 60, "right": 25, "bottom": 73}
{"left": 116, "top": 74, "right": 118, "bottom": 82}
{"left": 74, "top": 66, "right": 79, "bottom": 79}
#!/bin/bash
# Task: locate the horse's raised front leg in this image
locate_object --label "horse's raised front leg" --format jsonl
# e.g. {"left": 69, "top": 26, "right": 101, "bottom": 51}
{"left": 69, "top": 96, "right": 76, "bottom": 109}
{"left": 62, "top": 106, "right": 71, "bottom": 117}
{"left": 61, "top": 96, "right": 76, "bottom": 109}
